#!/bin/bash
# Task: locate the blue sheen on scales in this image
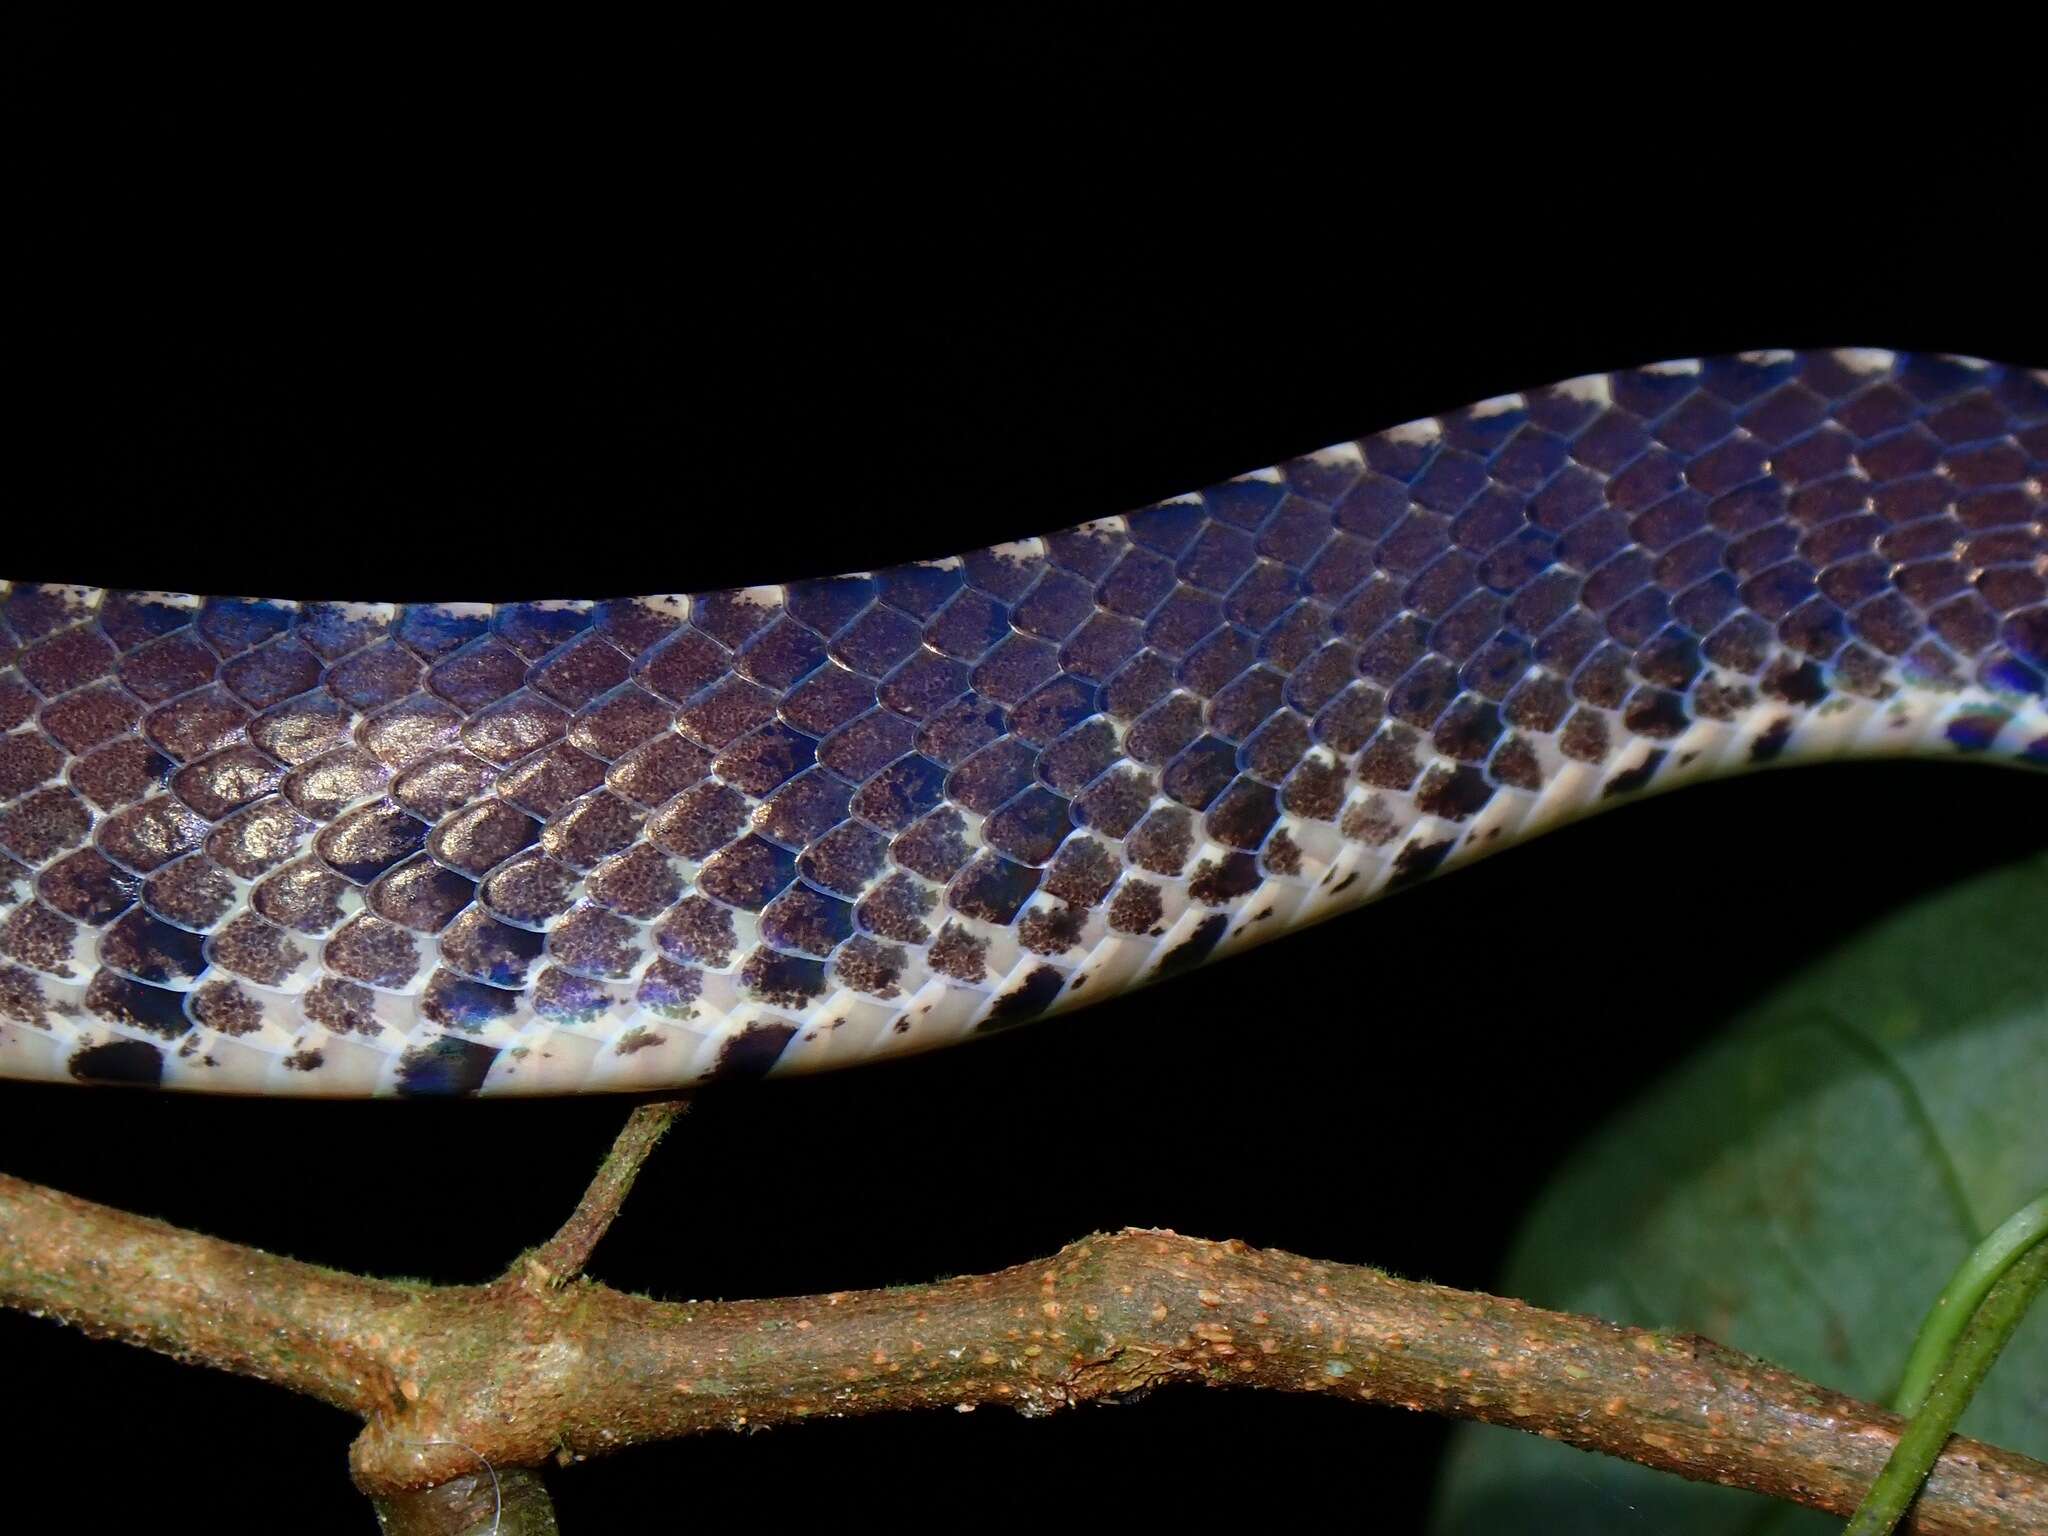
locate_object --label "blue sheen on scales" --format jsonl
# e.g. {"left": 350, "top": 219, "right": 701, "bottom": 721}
{"left": 0, "top": 350, "right": 2043, "bottom": 1095}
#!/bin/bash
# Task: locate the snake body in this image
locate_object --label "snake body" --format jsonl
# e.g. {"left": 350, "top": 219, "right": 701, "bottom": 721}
{"left": 1, "top": 349, "right": 2042, "bottom": 1097}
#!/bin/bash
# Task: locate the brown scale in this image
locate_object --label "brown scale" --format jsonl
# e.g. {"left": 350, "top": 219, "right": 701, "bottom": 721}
{"left": 1187, "top": 853, "right": 1259, "bottom": 906}
{"left": 1071, "top": 766, "right": 1153, "bottom": 837}
{"left": 189, "top": 980, "right": 267, "bottom": 1037}
{"left": 1261, "top": 828, "right": 1302, "bottom": 877}
{"left": 1107, "top": 880, "right": 1165, "bottom": 937}
{"left": 19, "top": 627, "right": 118, "bottom": 696}
{"left": 948, "top": 853, "right": 1041, "bottom": 925}
{"left": 0, "top": 964, "right": 55, "bottom": 1027}
{"left": 584, "top": 844, "right": 683, "bottom": 919}
{"left": 1205, "top": 779, "right": 1279, "bottom": 850}
{"left": 548, "top": 906, "right": 642, "bottom": 979}
{"left": 541, "top": 791, "right": 646, "bottom": 870}
{"left": 0, "top": 787, "right": 92, "bottom": 864}
{"left": 146, "top": 687, "right": 251, "bottom": 763}
{"left": 755, "top": 770, "right": 852, "bottom": 847}
{"left": 739, "top": 947, "right": 825, "bottom": 1008}
{"left": 441, "top": 908, "right": 543, "bottom": 987}
{"left": 946, "top": 737, "right": 1037, "bottom": 814}
{"left": 103, "top": 799, "right": 210, "bottom": 873}
{"left": 890, "top": 809, "right": 973, "bottom": 882}
{"left": 142, "top": 856, "right": 236, "bottom": 930}
{"left": 653, "top": 896, "right": 737, "bottom": 969}
{"left": 925, "top": 922, "right": 988, "bottom": 983}
{"left": 1125, "top": 808, "right": 1193, "bottom": 877}
{"left": 432, "top": 800, "right": 542, "bottom": 876}
{"left": 636, "top": 958, "right": 703, "bottom": 1017}
{"left": 2, "top": 902, "right": 80, "bottom": 976}
{"left": 276, "top": 748, "right": 379, "bottom": 820}
{"left": 493, "top": 744, "right": 606, "bottom": 817}
{"left": 1037, "top": 719, "right": 1121, "bottom": 794}
{"left": 40, "top": 682, "right": 143, "bottom": 753}
{"left": 531, "top": 967, "right": 610, "bottom": 1023}
{"left": 84, "top": 971, "right": 188, "bottom": 1037}
{"left": 854, "top": 872, "right": 936, "bottom": 943}
{"left": 69, "top": 741, "right": 174, "bottom": 811}
{"left": 464, "top": 691, "right": 570, "bottom": 766}
{"left": 370, "top": 859, "right": 477, "bottom": 932}
{"left": 833, "top": 935, "right": 906, "bottom": 998}
{"left": 38, "top": 849, "right": 137, "bottom": 924}
{"left": 819, "top": 711, "right": 914, "bottom": 780}
{"left": 421, "top": 971, "right": 519, "bottom": 1028}
{"left": 249, "top": 860, "right": 346, "bottom": 933}
{"left": 1340, "top": 795, "right": 1403, "bottom": 848}
{"left": 392, "top": 750, "right": 499, "bottom": 819}
{"left": 759, "top": 884, "right": 854, "bottom": 958}
{"left": 250, "top": 693, "right": 355, "bottom": 767}
{"left": 324, "top": 916, "right": 421, "bottom": 989}
{"left": 359, "top": 697, "right": 463, "bottom": 768}
{"left": 0, "top": 676, "right": 37, "bottom": 730}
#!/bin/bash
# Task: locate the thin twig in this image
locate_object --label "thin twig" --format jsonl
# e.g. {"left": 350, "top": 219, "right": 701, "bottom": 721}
{"left": 517, "top": 1098, "right": 687, "bottom": 1290}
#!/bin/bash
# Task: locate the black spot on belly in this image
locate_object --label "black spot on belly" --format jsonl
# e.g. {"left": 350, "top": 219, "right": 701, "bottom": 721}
{"left": 395, "top": 1034, "right": 501, "bottom": 1097}
{"left": 709, "top": 1018, "right": 798, "bottom": 1082}
{"left": 1750, "top": 716, "right": 1795, "bottom": 763}
{"left": 68, "top": 1037, "right": 163, "bottom": 1087}
{"left": 1387, "top": 836, "right": 1456, "bottom": 890}
{"left": 1602, "top": 749, "right": 1667, "bottom": 799}
{"left": 1155, "top": 913, "right": 1228, "bottom": 980}
{"left": 977, "top": 965, "right": 1065, "bottom": 1032}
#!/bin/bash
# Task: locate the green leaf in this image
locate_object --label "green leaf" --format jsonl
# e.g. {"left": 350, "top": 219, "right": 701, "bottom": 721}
{"left": 1430, "top": 853, "right": 2048, "bottom": 1536}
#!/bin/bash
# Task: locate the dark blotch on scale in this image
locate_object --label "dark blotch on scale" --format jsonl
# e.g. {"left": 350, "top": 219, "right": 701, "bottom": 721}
{"left": 395, "top": 1035, "right": 502, "bottom": 1097}
{"left": 68, "top": 1037, "right": 164, "bottom": 1088}
{"left": 977, "top": 965, "right": 1065, "bottom": 1032}
{"left": 420, "top": 970, "right": 523, "bottom": 1031}
{"left": 1154, "top": 914, "right": 1228, "bottom": 979}
{"left": 1946, "top": 711, "right": 2011, "bottom": 753}
{"left": 1414, "top": 763, "right": 1494, "bottom": 821}
{"left": 1761, "top": 658, "right": 1829, "bottom": 706}
{"left": 1750, "top": 716, "right": 1796, "bottom": 763}
{"left": 1386, "top": 836, "right": 1457, "bottom": 890}
{"left": 708, "top": 1019, "right": 799, "bottom": 1083}
{"left": 84, "top": 971, "right": 191, "bottom": 1038}
{"left": 1602, "top": 749, "right": 1669, "bottom": 799}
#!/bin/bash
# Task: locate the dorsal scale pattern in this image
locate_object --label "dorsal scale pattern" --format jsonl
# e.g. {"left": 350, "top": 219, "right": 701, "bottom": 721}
{"left": 1, "top": 349, "right": 2044, "bottom": 1095}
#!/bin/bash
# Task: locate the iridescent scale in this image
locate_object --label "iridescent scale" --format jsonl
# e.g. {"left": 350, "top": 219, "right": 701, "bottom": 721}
{"left": 2, "top": 350, "right": 2044, "bottom": 1096}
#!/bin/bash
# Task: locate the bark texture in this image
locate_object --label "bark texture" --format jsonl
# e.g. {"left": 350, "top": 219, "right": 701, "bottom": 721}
{"left": 3, "top": 1164, "right": 2046, "bottom": 1534}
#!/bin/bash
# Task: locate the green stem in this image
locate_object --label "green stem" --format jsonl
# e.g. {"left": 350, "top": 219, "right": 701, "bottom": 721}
{"left": 1892, "top": 1192, "right": 2048, "bottom": 1416}
{"left": 1843, "top": 1206, "right": 2048, "bottom": 1536}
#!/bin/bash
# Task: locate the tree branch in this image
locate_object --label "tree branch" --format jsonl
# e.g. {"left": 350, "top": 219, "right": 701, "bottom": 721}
{"left": 5, "top": 1167, "right": 2046, "bottom": 1534}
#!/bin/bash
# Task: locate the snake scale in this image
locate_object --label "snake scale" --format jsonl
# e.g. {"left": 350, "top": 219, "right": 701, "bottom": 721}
{"left": 0, "top": 348, "right": 2042, "bottom": 1098}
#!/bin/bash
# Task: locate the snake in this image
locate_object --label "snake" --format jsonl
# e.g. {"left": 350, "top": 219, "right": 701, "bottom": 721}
{"left": 0, "top": 348, "right": 2042, "bottom": 1098}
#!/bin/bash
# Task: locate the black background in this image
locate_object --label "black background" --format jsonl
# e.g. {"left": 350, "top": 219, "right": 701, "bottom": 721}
{"left": 4, "top": 72, "right": 2046, "bottom": 1532}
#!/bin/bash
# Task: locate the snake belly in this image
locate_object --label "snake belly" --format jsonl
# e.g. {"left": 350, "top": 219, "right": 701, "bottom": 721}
{"left": 1, "top": 349, "right": 2043, "bottom": 1097}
